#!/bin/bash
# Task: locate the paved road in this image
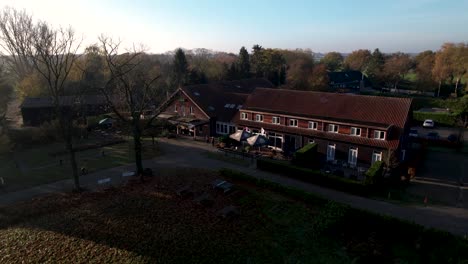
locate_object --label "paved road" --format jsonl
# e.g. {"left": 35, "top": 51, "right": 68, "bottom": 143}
{"left": 2, "top": 137, "right": 468, "bottom": 236}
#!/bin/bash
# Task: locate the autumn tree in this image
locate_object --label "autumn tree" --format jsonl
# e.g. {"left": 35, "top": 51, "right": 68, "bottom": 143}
{"left": 433, "top": 46, "right": 452, "bottom": 97}
{"left": 414, "top": 50, "right": 436, "bottom": 92}
{"left": 308, "top": 64, "right": 329, "bottom": 91}
{"left": 382, "top": 52, "right": 412, "bottom": 89}
{"left": 321, "top": 52, "right": 343, "bottom": 71}
{"left": 99, "top": 36, "right": 160, "bottom": 179}
{"left": 251, "top": 45, "right": 286, "bottom": 86}
{"left": 366, "top": 48, "right": 386, "bottom": 86}
{"left": 343, "top": 49, "right": 371, "bottom": 73}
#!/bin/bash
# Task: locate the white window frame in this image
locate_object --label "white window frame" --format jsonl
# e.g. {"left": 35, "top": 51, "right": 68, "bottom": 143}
{"left": 374, "top": 130, "right": 386, "bottom": 140}
{"left": 189, "top": 106, "right": 194, "bottom": 114}
{"left": 348, "top": 147, "right": 358, "bottom": 166}
{"left": 174, "top": 104, "right": 178, "bottom": 112}
{"left": 372, "top": 151, "right": 382, "bottom": 164}
{"left": 255, "top": 114, "right": 264, "bottom": 122}
{"left": 240, "top": 112, "right": 248, "bottom": 120}
{"left": 328, "top": 124, "right": 339, "bottom": 133}
{"left": 350, "top": 127, "right": 361, "bottom": 136}
{"left": 308, "top": 121, "right": 318, "bottom": 130}
{"left": 272, "top": 116, "right": 280, "bottom": 125}
{"left": 327, "top": 144, "right": 336, "bottom": 161}
{"left": 289, "top": 119, "right": 298, "bottom": 127}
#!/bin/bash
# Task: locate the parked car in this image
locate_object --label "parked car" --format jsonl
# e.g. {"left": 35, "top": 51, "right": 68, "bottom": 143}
{"left": 423, "top": 119, "right": 435, "bottom": 128}
{"left": 447, "top": 134, "right": 459, "bottom": 143}
{"left": 409, "top": 129, "right": 419, "bottom": 138}
{"left": 426, "top": 132, "right": 440, "bottom": 140}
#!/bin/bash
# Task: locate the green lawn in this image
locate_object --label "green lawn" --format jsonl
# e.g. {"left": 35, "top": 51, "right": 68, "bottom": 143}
{"left": 0, "top": 137, "right": 160, "bottom": 192}
{"left": 0, "top": 168, "right": 466, "bottom": 263}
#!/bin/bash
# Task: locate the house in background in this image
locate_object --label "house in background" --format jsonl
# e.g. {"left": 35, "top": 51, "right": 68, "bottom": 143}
{"left": 328, "top": 70, "right": 371, "bottom": 93}
{"left": 234, "top": 88, "right": 412, "bottom": 168}
{"left": 156, "top": 78, "right": 274, "bottom": 138}
{"left": 20, "top": 95, "right": 108, "bottom": 126}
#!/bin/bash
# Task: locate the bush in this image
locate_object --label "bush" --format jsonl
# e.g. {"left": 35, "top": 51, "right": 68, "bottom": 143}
{"left": 256, "top": 158, "right": 369, "bottom": 195}
{"left": 292, "top": 143, "right": 318, "bottom": 168}
{"left": 413, "top": 111, "right": 460, "bottom": 126}
{"left": 364, "top": 161, "right": 384, "bottom": 186}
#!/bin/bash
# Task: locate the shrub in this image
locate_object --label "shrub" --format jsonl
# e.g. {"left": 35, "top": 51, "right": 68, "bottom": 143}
{"left": 292, "top": 143, "right": 318, "bottom": 168}
{"left": 364, "top": 161, "right": 384, "bottom": 186}
{"left": 256, "top": 158, "right": 369, "bottom": 195}
{"left": 413, "top": 111, "right": 460, "bottom": 127}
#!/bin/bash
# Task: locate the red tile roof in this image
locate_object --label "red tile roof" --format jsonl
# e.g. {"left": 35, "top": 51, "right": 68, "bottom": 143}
{"left": 181, "top": 78, "right": 274, "bottom": 122}
{"left": 242, "top": 88, "right": 412, "bottom": 129}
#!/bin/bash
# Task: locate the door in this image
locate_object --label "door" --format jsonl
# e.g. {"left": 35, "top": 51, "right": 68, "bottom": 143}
{"left": 327, "top": 144, "right": 335, "bottom": 161}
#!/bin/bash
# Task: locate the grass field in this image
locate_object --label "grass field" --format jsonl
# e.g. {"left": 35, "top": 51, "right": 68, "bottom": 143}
{"left": 0, "top": 137, "right": 160, "bottom": 192}
{"left": 0, "top": 168, "right": 467, "bottom": 263}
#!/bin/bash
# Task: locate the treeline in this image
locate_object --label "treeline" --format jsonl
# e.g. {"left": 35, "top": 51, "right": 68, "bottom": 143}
{"left": 321, "top": 44, "right": 467, "bottom": 96}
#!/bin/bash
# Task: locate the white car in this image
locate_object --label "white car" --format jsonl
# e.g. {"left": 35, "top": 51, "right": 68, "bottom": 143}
{"left": 423, "top": 119, "right": 434, "bottom": 128}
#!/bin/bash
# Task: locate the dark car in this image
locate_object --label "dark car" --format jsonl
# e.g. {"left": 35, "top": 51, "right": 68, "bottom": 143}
{"left": 426, "top": 132, "right": 440, "bottom": 140}
{"left": 447, "top": 134, "right": 459, "bottom": 143}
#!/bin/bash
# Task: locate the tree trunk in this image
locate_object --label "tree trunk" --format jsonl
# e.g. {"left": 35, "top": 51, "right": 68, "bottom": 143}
{"left": 132, "top": 123, "right": 144, "bottom": 181}
{"left": 437, "top": 80, "right": 442, "bottom": 97}
{"left": 455, "top": 77, "right": 460, "bottom": 95}
{"left": 66, "top": 140, "right": 80, "bottom": 190}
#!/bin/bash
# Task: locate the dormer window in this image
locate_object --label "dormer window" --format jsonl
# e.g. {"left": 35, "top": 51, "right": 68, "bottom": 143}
{"left": 240, "top": 112, "right": 248, "bottom": 120}
{"left": 174, "top": 104, "right": 178, "bottom": 112}
{"left": 374, "top": 130, "right": 386, "bottom": 140}
{"left": 328, "top": 124, "right": 339, "bottom": 133}
{"left": 272, "top": 116, "right": 280, "bottom": 124}
{"left": 350, "top": 127, "right": 361, "bottom": 136}
{"left": 308, "top": 121, "right": 318, "bottom": 130}
{"left": 255, "top": 114, "right": 264, "bottom": 122}
{"left": 289, "top": 119, "right": 298, "bottom": 127}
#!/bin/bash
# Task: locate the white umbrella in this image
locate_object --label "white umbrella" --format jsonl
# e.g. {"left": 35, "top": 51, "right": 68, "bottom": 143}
{"left": 246, "top": 134, "right": 269, "bottom": 147}
{"left": 229, "top": 130, "right": 252, "bottom": 142}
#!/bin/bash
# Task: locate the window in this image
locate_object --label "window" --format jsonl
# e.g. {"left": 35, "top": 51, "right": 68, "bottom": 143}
{"left": 229, "top": 126, "right": 236, "bottom": 134}
{"left": 216, "top": 122, "right": 230, "bottom": 134}
{"left": 189, "top": 106, "right": 193, "bottom": 114}
{"left": 272, "top": 116, "right": 280, "bottom": 124}
{"left": 181, "top": 105, "right": 185, "bottom": 116}
{"left": 348, "top": 147, "right": 358, "bottom": 166}
{"left": 174, "top": 104, "right": 178, "bottom": 112}
{"left": 237, "top": 105, "right": 243, "bottom": 109}
{"left": 350, "top": 127, "right": 361, "bottom": 136}
{"left": 240, "top": 112, "right": 248, "bottom": 120}
{"left": 255, "top": 114, "right": 264, "bottom": 122}
{"left": 328, "top": 124, "right": 339, "bottom": 133}
{"left": 308, "top": 121, "right": 318, "bottom": 130}
{"left": 327, "top": 144, "right": 336, "bottom": 161}
{"left": 289, "top": 119, "right": 298, "bottom": 127}
{"left": 374, "top": 130, "right": 385, "bottom": 140}
{"left": 372, "top": 151, "right": 382, "bottom": 164}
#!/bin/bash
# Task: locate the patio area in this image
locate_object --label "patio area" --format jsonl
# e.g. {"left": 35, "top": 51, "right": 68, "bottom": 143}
{"left": 322, "top": 160, "right": 369, "bottom": 181}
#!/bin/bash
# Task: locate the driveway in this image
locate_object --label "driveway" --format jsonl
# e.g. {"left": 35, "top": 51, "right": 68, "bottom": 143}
{"left": 2, "top": 137, "right": 468, "bottom": 236}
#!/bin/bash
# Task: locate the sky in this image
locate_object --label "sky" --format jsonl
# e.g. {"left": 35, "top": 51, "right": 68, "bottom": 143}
{"left": 1, "top": 0, "right": 467, "bottom": 54}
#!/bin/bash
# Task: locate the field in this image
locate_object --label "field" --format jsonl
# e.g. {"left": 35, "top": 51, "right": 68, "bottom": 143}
{"left": 0, "top": 168, "right": 467, "bottom": 263}
{"left": 0, "top": 137, "right": 160, "bottom": 192}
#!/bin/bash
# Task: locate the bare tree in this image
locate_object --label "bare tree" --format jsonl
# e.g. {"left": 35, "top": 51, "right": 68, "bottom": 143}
{"left": 0, "top": 7, "right": 35, "bottom": 82}
{"left": 99, "top": 36, "right": 160, "bottom": 180}
{"left": 26, "top": 22, "right": 83, "bottom": 190}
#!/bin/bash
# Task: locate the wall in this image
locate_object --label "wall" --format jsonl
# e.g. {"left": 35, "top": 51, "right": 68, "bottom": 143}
{"left": 164, "top": 91, "right": 208, "bottom": 120}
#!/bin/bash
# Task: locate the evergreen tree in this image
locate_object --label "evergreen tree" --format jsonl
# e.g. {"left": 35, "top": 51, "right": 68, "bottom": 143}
{"left": 238, "top": 46, "right": 250, "bottom": 78}
{"left": 172, "top": 48, "right": 188, "bottom": 87}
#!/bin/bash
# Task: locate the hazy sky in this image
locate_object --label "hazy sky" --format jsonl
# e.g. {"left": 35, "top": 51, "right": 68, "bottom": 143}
{"left": 1, "top": 0, "right": 467, "bottom": 54}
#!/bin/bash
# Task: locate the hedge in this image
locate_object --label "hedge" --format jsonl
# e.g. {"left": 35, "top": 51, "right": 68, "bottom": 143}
{"left": 292, "top": 143, "right": 318, "bottom": 168}
{"left": 413, "top": 111, "right": 460, "bottom": 126}
{"left": 256, "top": 158, "right": 370, "bottom": 196}
{"left": 364, "top": 161, "right": 384, "bottom": 185}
